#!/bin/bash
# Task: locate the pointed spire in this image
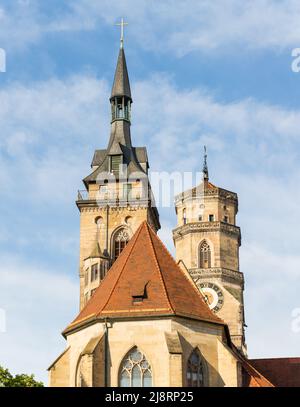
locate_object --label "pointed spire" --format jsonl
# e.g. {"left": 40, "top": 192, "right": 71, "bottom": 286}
{"left": 203, "top": 146, "right": 209, "bottom": 181}
{"left": 85, "top": 222, "right": 109, "bottom": 260}
{"left": 87, "top": 242, "right": 103, "bottom": 259}
{"left": 110, "top": 46, "right": 132, "bottom": 101}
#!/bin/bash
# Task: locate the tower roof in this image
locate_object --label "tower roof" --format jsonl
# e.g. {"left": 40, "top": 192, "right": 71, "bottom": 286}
{"left": 84, "top": 242, "right": 109, "bottom": 261}
{"left": 110, "top": 48, "right": 132, "bottom": 101}
{"left": 64, "top": 221, "right": 223, "bottom": 335}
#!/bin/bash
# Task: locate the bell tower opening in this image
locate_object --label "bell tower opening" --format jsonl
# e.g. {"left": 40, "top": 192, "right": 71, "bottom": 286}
{"left": 111, "top": 96, "right": 131, "bottom": 122}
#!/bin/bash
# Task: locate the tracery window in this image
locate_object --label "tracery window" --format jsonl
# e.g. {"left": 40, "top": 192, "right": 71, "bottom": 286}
{"left": 199, "top": 240, "right": 211, "bottom": 268}
{"left": 119, "top": 347, "right": 152, "bottom": 387}
{"left": 113, "top": 229, "right": 129, "bottom": 260}
{"left": 186, "top": 349, "right": 205, "bottom": 387}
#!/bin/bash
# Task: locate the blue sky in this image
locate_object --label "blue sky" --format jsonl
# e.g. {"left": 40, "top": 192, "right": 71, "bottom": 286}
{"left": 1, "top": 0, "right": 300, "bottom": 384}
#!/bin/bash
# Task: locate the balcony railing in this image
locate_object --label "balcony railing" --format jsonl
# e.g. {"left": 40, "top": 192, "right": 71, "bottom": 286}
{"left": 77, "top": 189, "right": 149, "bottom": 208}
{"left": 77, "top": 190, "right": 89, "bottom": 200}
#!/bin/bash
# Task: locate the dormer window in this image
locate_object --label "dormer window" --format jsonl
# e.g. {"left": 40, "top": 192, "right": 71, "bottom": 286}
{"left": 132, "top": 296, "right": 143, "bottom": 304}
{"left": 132, "top": 282, "right": 148, "bottom": 305}
{"left": 111, "top": 155, "right": 122, "bottom": 176}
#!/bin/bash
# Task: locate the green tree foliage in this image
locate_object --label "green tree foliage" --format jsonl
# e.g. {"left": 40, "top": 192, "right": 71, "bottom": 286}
{"left": 0, "top": 366, "right": 44, "bottom": 387}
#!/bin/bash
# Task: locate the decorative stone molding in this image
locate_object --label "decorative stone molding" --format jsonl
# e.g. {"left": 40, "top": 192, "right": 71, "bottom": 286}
{"left": 189, "top": 267, "right": 244, "bottom": 287}
{"left": 174, "top": 186, "right": 238, "bottom": 205}
{"left": 77, "top": 197, "right": 151, "bottom": 209}
{"left": 173, "top": 222, "right": 241, "bottom": 244}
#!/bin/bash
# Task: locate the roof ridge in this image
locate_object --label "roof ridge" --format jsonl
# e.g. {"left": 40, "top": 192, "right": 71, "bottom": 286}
{"left": 246, "top": 360, "right": 274, "bottom": 387}
{"left": 145, "top": 222, "right": 174, "bottom": 313}
{"left": 97, "top": 222, "right": 144, "bottom": 317}
{"left": 250, "top": 356, "right": 300, "bottom": 361}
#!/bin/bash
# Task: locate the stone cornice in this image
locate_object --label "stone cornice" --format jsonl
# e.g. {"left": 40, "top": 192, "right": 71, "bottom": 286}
{"left": 189, "top": 267, "right": 244, "bottom": 287}
{"left": 76, "top": 198, "right": 151, "bottom": 209}
{"left": 175, "top": 187, "right": 238, "bottom": 205}
{"left": 76, "top": 199, "right": 161, "bottom": 230}
{"left": 173, "top": 221, "right": 241, "bottom": 244}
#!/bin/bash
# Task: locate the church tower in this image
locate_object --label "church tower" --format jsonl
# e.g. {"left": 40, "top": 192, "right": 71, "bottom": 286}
{"left": 173, "top": 149, "right": 246, "bottom": 352}
{"left": 49, "top": 30, "right": 276, "bottom": 389}
{"left": 77, "top": 36, "right": 160, "bottom": 309}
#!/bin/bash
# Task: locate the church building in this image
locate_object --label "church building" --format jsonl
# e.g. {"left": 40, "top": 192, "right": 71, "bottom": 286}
{"left": 48, "top": 28, "right": 299, "bottom": 387}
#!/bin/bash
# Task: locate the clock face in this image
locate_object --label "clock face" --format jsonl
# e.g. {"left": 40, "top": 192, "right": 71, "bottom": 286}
{"left": 197, "top": 282, "right": 224, "bottom": 313}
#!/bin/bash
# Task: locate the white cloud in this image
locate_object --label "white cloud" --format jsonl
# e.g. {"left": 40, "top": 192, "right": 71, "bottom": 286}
{"left": 65, "top": 0, "right": 300, "bottom": 54}
{"left": 242, "top": 243, "right": 300, "bottom": 358}
{"left": 0, "top": 254, "right": 78, "bottom": 384}
{"left": 2, "top": 1, "right": 300, "bottom": 55}
{"left": 132, "top": 75, "right": 300, "bottom": 177}
{"left": 0, "top": 1, "right": 42, "bottom": 50}
{"left": 0, "top": 75, "right": 110, "bottom": 204}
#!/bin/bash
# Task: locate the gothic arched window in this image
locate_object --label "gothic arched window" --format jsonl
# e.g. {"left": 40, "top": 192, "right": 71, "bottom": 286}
{"left": 119, "top": 347, "right": 152, "bottom": 387}
{"left": 186, "top": 349, "right": 205, "bottom": 387}
{"left": 113, "top": 228, "right": 129, "bottom": 260}
{"left": 199, "top": 240, "right": 211, "bottom": 268}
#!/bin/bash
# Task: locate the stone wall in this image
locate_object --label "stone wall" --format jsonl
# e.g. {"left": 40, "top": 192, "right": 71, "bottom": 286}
{"left": 56, "top": 317, "right": 240, "bottom": 387}
{"left": 48, "top": 347, "right": 70, "bottom": 387}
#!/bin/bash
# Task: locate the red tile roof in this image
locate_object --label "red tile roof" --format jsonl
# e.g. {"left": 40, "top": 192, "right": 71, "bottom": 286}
{"left": 250, "top": 358, "right": 300, "bottom": 387}
{"left": 64, "top": 221, "right": 223, "bottom": 334}
{"left": 230, "top": 346, "right": 274, "bottom": 387}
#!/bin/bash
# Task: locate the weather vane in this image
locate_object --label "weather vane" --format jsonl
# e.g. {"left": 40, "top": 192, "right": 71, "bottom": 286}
{"left": 115, "top": 18, "right": 128, "bottom": 49}
{"left": 203, "top": 145, "right": 209, "bottom": 181}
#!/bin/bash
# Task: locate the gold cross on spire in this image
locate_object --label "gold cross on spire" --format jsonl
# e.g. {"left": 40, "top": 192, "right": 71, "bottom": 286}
{"left": 115, "top": 18, "right": 128, "bottom": 49}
